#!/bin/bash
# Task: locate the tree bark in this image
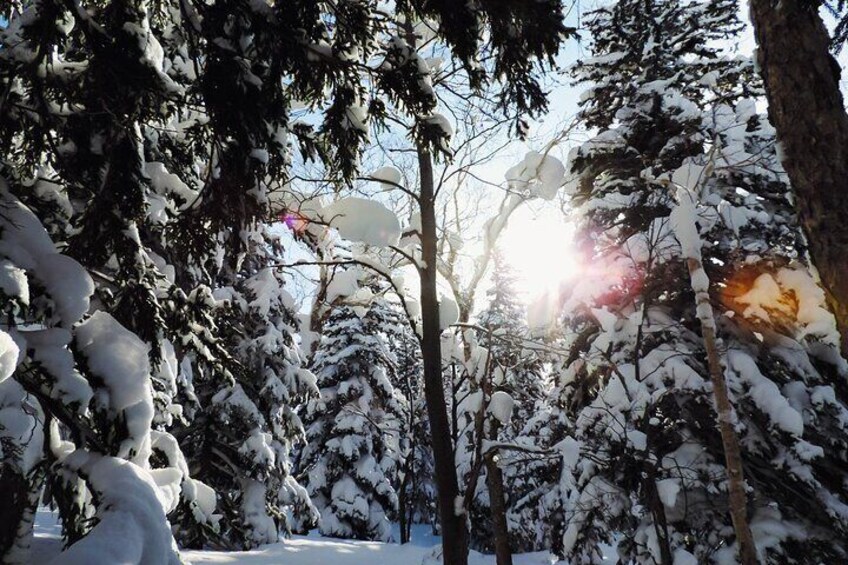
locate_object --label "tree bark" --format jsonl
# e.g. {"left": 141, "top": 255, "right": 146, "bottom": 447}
{"left": 686, "top": 257, "right": 758, "bottom": 565}
{"left": 749, "top": 0, "right": 848, "bottom": 355}
{"left": 484, "top": 426, "right": 513, "bottom": 565}
{"left": 418, "top": 146, "right": 469, "bottom": 565}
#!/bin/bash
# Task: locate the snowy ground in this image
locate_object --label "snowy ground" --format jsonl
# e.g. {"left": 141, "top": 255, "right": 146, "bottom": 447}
{"left": 31, "top": 509, "right": 585, "bottom": 565}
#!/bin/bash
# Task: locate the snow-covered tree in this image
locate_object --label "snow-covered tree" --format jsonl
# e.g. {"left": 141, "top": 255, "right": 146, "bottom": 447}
{"left": 470, "top": 249, "right": 556, "bottom": 553}
{"left": 477, "top": 250, "right": 547, "bottom": 438}
{"left": 0, "top": 176, "right": 192, "bottom": 563}
{"left": 299, "top": 281, "right": 407, "bottom": 541}
{"left": 390, "top": 309, "right": 437, "bottom": 543}
{"left": 555, "top": 0, "right": 848, "bottom": 562}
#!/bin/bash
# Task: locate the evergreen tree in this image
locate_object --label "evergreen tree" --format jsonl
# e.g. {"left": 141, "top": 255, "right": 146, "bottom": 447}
{"left": 556, "top": 0, "right": 848, "bottom": 562}
{"left": 462, "top": 249, "right": 547, "bottom": 553}
{"left": 299, "top": 282, "right": 406, "bottom": 541}
{"left": 391, "top": 309, "right": 437, "bottom": 543}
{"left": 477, "top": 249, "right": 547, "bottom": 438}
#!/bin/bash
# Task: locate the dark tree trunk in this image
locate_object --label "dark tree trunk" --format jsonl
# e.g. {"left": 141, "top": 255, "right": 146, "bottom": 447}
{"left": 418, "top": 147, "right": 469, "bottom": 565}
{"left": 399, "top": 467, "right": 409, "bottom": 544}
{"left": 644, "top": 473, "right": 673, "bottom": 565}
{"left": 476, "top": 339, "right": 513, "bottom": 565}
{"left": 484, "top": 433, "right": 513, "bottom": 565}
{"left": 0, "top": 468, "right": 28, "bottom": 559}
{"left": 749, "top": 0, "right": 848, "bottom": 355}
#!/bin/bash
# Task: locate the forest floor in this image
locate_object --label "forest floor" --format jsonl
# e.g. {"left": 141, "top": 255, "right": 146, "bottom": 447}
{"left": 30, "top": 508, "right": 608, "bottom": 564}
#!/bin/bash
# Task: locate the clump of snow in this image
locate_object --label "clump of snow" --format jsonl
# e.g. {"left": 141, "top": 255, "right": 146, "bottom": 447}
{"left": 737, "top": 273, "right": 783, "bottom": 322}
{"left": 24, "top": 328, "right": 93, "bottom": 409}
{"left": 669, "top": 185, "right": 702, "bottom": 261}
{"left": 488, "top": 391, "right": 514, "bottom": 424}
{"left": 670, "top": 162, "right": 707, "bottom": 193}
{"left": 326, "top": 268, "right": 362, "bottom": 304}
{"left": 0, "top": 330, "right": 19, "bottom": 382}
{"left": 143, "top": 161, "right": 198, "bottom": 207}
{"left": 422, "top": 113, "right": 453, "bottom": 152}
{"left": 727, "top": 350, "right": 804, "bottom": 436}
{"left": 656, "top": 478, "right": 681, "bottom": 508}
{"left": 505, "top": 150, "right": 565, "bottom": 201}
{"left": 75, "top": 312, "right": 154, "bottom": 462}
{"left": 0, "top": 259, "right": 29, "bottom": 306}
{"left": 319, "top": 198, "right": 401, "bottom": 247}
{"left": 438, "top": 295, "right": 459, "bottom": 330}
{"left": 0, "top": 186, "right": 94, "bottom": 326}
{"left": 368, "top": 166, "right": 403, "bottom": 191}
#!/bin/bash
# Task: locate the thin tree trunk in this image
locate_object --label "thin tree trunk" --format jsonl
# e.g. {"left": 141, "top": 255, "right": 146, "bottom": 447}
{"left": 749, "top": 0, "right": 848, "bottom": 355}
{"left": 459, "top": 319, "right": 513, "bottom": 565}
{"left": 644, "top": 473, "right": 673, "bottom": 565}
{"left": 475, "top": 331, "right": 512, "bottom": 565}
{"left": 399, "top": 466, "right": 409, "bottom": 544}
{"left": 685, "top": 257, "right": 758, "bottom": 565}
{"left": 418, "top": 146, "right": 469, "bottom": 565}
{"left": 484, "top": 426, "right": 513, "bottom": 565}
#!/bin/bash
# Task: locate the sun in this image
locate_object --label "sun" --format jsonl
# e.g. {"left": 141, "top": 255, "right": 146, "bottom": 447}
{"left": 498, "top": 206, "right": 579, "bottom": 301}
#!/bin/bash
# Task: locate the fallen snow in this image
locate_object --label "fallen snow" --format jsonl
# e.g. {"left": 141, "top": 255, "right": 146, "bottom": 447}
{"left": 31, "top": 508, "right": 615, "bottom": 564}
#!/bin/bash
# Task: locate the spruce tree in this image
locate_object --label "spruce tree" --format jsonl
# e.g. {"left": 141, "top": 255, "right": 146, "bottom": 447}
{"left": 477, "top": 250, "right": 547, "bottom": 439}
{"left": 299, "top": 282, "right": 406, "bottom": 541}
{"left": 460, "top": 249, "right": 547, "bottom": 553}
{"left": 390, "top": 308, "right": 437, "bottom": 543}
{"left": 557, "top": 0, "right": 848, "bottom": 562}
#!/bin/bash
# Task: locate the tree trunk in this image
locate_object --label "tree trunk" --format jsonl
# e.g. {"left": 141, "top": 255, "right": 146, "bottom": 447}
{"left": 418, "top": 146, "right": 469, "bottom": 565}
{"left": 686, "top": 257, "right": 758, "bottom": 565}
{"left": 484, "top": 429, "right": 513, "bottom": 565}
{"left": 475, "top": 334, "right": 513, "bottom": 565}
{"left": 644, "top": 473, "right": 673, "bottom": 565}
{"left": 749, "top": 0, "right": 848, "bottom": 355}
{"left": 399, "top": 467, "right": 409, "bottom": 544}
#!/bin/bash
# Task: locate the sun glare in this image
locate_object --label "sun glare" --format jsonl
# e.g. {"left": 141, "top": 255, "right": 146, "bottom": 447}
{"left": 499, "top": 208, "right": 579, "bottom": 301}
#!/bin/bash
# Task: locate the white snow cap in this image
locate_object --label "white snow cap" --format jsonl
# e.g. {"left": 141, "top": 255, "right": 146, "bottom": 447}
{"left": 0, "top": 331, "right": 19, "bottom": 383}
{"left": 488, "top": 391, "right": 514, "bottom": 424}
{"left": 368, "top": 166, "right": 403, "bottom": 191}
{"left": 48, "top": 451, "right": 182, "bottom": 565}
{"left": 439, "top": 295, "right": 459, "bottom": 330}
{"left": 319, "top": 198, "right": 402, "bottom": 247}
{"left": 0, "top": 185, "right": 94, "bottom": 326}
{"left": 505, "top": 150, "right": 565, "bottom": 200}
{"left": 75, "top": 312, "right": 154, "bottom": 462}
